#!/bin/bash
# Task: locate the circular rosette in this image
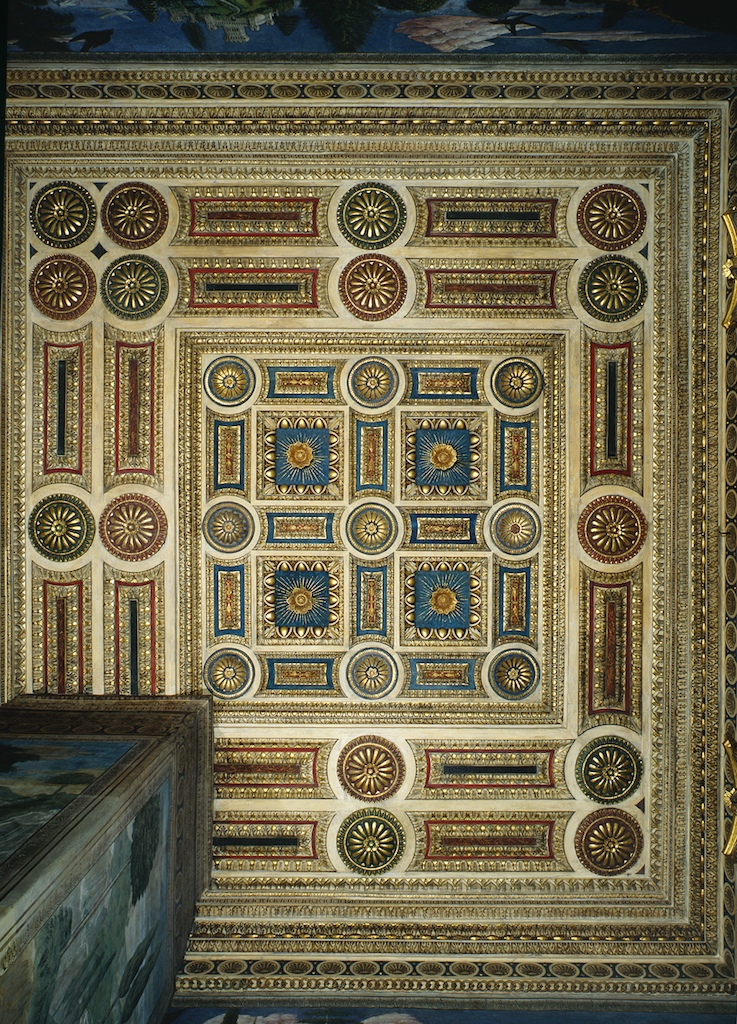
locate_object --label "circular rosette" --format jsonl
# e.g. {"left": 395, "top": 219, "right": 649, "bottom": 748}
{"left": 101, "top": 255, "right": 169, "bottom": 320}
{"left": 344, "top": 647, "right": 400, "bottom": 701}
{"left": 578, "top": 495, "right": 647, "bottom": 564}
{"left": 203, "top": 648, "right": 256, "bottom": 700}
{"left": 346, "top": 357, "right": 400, "bottom": 409}
{"left": 345, "top": 502, "right": 400, "bottom": 556}
{"left": 99, "top": 494, "right": 167, "bottom": 561}
{"left": 575, "top": 808, "right": 643, "bottom": 875}
{"left": 29, "top": 494, "right": 95, "bottom": 561}
{"left": 337, "top": 182, "right": 406, "bottom": 249}
{"left": 202, "top": 503, "right": 255, "bottom": 553}
{"left": 337, "top": 735, "right": 405, "bottom": 802}
{"left": 489, "top": 503, "right": 541, "bottom": 555}
{"left": 577, "top": 184, "right": 646, "bottom": 251}
{"left": 337, "top": 808, "right": 405, "bottom": 874}
{"left": 30, "top": 181, "right": 96, "bottom": 248}
{"left": 487, "top": 649, "right": 540, "bottom": 700}
{"left": 576, "top": 736, "right": 643, "bottom": 804}
{"left": 101, "top": 182, "right": 168, "bottom": 249}
{"left": 578, "top": 255, "right": 647, "bottom": 322}
{"left": 203, "top": 356, "right": 256, "bottom": 406}
{"left": 339, "top": 254, "right": 407, "bottom": 321}
{"left": 29, "top": 255, "right": 96, "bottom": 320}
{"left": 491, "top": 358, "right": 543, "bottom": 407}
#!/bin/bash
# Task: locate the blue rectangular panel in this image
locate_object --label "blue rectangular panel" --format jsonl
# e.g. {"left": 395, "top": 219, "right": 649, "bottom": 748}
{"left": 213, "top": 419, "right": 245, "bottom": 491}
{"left": 266, "top": 658, "right": 334, "bottom": 691}
{"left": 498, "top": 564, "right": 531, "bottom": 639}
{"left": 266, "top": 512, "right": 334, "bottom": 545}
{"left": 408, "top": 658, "right": 476, "bottom": 692}
{"left": 355, "top": 419, "right": 389, "bottom": 493}
{"left": 409, "top": 512, "right": 478, "bottom": 546}
{"left": 213, "top": 564, "right": 245, "bottom": 638}
{"left": 499, "top": 418, "right": 532, "bottom": 494}
{"left": 356, "top": 564, "right": 388, "bottom": 638}
{"left": 409, "top": 366, "right": 479, "bottom": 401}
{"left": 267, "top": 365, "right": 335, "bottom": 400}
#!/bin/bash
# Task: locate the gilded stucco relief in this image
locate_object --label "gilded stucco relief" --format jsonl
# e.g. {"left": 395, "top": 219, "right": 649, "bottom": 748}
{"left": 3, "top": 63, "right": 735, "bottom": 1005}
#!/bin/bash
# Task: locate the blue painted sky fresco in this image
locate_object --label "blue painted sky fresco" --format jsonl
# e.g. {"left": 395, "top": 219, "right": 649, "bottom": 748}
{"left": 0, "top": 737, "right": 134, "bottom": 865}
{"left": 7, "top": 0, "right": 737, "bottom": 55}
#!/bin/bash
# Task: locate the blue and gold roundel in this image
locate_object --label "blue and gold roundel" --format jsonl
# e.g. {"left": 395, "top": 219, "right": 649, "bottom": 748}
{"left": 204, "top": 357, "right": 255, "bottom": 406}
{"left": 345, "top": 647, "right": 399, "bottom": 700}
{"left": 491, "top": 358, "right": 544, "bottom": 407}
{"left": 347, "top": 357, "right": 400, "bottom": 409}
{"left": 488, "top": 649, "right": 539, "bottom": 700}
{"left": 490, "top": 503, "right": 541, "bottom": 555}
{"left": 203, "top": 648, "right": 255, "bottom": 700}
{"left": 345, "top": 503, "right": 399, "bottom": 555}
{"left": 202, "top": 502, "right": 255, "bottom": 553}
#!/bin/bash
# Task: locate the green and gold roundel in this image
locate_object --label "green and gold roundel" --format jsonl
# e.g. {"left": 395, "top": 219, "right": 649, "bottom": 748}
{"left": 576, "top": 736, "right": 643, "bottom": 804}
{"left": 578, "top": 255, "right": 647, "bottom": 322}
{"left": 337, "top": 182, "right": 406, "bottom": 249}
{"left": 101, "top": 255, "right": 169, "bottom": 320}
{"left": 30, "top": 181, "right": 96, "bottom": 248}
{"left": 337, "top": 808, "right": 405, "bottom": 874}
{"left": 29, "top": 494, "right": 95, "bottom": 561}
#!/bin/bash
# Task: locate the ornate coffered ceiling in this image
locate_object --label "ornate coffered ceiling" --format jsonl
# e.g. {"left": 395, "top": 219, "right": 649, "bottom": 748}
{"left": 3, "top": 61, "right": 736, "bottom": 1009}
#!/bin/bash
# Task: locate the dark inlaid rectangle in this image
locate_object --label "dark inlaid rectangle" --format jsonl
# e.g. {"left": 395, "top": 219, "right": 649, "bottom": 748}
{"left": 606, "top": 359, "right": 618, "bottom": 459}
{"left": 56, "top": 596, "right": 67, "bottom": 695}
{"left": 444, "top": 210, "right": 541, "bottom": 223}
{"left": 426, "top": 197, "right": 557, "bottom": 239}
{"left": 441, "top": 764, "right": 538, "bottom": 776}
{"left": 204, "top": 282, "right": 301, "bottom": 293}
{"left": 56, "top": 359, "right": 67, "bottom": 457}
{"left": 188, "top": 268, "right": 319, "bottom": 310}
{"left": 425, "top": 269, "right": 557, "bottom": 311}
{"left": 213, "top": 835, "right": 300, "bottom": 848}
{"left": 129, "top": 599, "right": 139, "bottom": 697}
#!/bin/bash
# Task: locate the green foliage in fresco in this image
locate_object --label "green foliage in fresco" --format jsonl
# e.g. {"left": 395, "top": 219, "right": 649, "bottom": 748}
{"left": 130, "top": 791, "right": 162, "bottom": 906}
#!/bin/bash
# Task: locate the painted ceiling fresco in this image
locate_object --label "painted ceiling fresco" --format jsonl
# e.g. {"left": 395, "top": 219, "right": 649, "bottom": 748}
{"left": 7, "top": 0, "right": 737, "bottom": 55}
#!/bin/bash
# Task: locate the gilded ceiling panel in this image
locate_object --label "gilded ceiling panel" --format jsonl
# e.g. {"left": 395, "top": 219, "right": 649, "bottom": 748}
{"left": 2, "top": 61, "right": 735, "bottom": 1009}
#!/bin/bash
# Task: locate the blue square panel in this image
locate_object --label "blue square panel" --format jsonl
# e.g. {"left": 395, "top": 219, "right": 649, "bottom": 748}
{"left": 274, "top": 427, "right": 331, "bottom": 487}
{"left": 274, "top": 570, "right": 331, "bottom": 629}
{"left": 415, "top": 428, "right": 471, "bottom": 488}
{"left": 414, "top": 569, "right": 471, "bottom": 630}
